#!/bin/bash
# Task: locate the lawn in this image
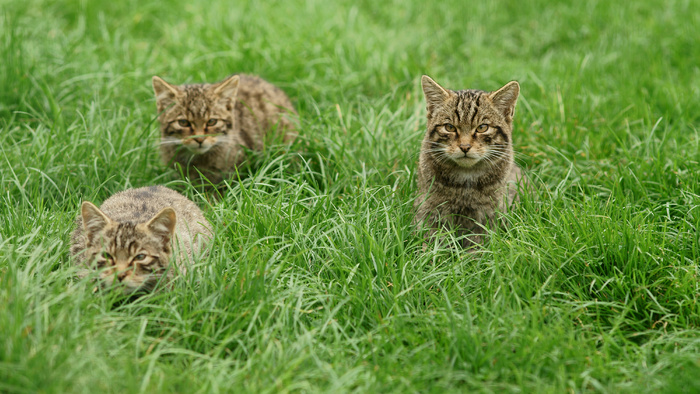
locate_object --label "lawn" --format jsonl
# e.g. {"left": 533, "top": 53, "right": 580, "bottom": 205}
{"left": 1, "top": 0, "right": 699, "bottom": 392}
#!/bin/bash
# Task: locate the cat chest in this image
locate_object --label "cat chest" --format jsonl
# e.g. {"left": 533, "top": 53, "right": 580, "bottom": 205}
{"left": 422, "top": 186, "right": 496, "bottom": 221}
{"left": 431, "top": 180, "right": 502, "bottom": 205}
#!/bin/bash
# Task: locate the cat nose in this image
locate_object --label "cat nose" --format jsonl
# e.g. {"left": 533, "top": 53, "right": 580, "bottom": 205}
{"left": 459, "top": 144, "right": 472, "bottom": 153}
{"left": 193, "top": 137, "right": 206, "bottom": 145}
{"left": 117, "top": 271, "right": 128, "bottom": 281}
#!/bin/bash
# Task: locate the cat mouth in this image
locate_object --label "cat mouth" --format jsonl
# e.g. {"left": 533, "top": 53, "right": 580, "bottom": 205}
{"left": 95, "top": 278, "right": 145, "bottom": 296}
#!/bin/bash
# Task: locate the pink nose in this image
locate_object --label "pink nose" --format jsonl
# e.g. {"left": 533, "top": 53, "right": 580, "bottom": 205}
{"left": 117, "top": 271, "right": 128, "bottom": 281}
{"left": 193, "top": 137, "right": 206, "bottom": 145}
{"left": 459, "top": 144, "right": 472, "bottom": 153}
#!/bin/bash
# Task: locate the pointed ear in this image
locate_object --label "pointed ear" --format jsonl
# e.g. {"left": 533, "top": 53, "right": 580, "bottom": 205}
{"left": 489, "top": 81, "right": 520, "bottom": 121}
{"left": 152, "top": 76, "right": 182, "bottom": 113}
{"left": 81, "top": 201, "right": 112, "bottom": 246}
{"left": 421, "top": 75, "right": 451, "bottom": 111}
{"left": 212, "top": 75, "right": 240, "bottom": 101}
{"left": 146, "top": 207, "right": 177, "bottom": 242}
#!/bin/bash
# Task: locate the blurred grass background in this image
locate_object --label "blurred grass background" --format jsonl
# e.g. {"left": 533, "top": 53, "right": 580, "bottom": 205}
{"left": 1, "top": 0, "right": 699, "bottom": 391}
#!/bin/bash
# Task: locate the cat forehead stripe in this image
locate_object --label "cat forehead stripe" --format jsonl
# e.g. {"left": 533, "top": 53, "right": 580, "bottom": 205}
{"left": 470, "top": 95, "right": 482, "bottom": 124}
{"left": 186, "top": 97, "right": 209, "bottom": 118}
{"left": 115, "top": 223, "right": 137, "bottom": 248}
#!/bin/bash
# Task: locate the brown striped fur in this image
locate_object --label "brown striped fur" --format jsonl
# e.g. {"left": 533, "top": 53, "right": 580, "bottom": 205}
{"left": 70, "top": 186, "right": 212, "bottom": 295}
{"left": 153, "top": 74, "right": 297, "bottom": 184}
{"left": 414, "top": 75, "right": 527, "bottom": 249}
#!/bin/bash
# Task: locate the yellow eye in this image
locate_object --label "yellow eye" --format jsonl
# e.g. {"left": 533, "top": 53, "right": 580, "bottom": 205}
{"left": 177, "top": 119, "right": 191, "bottom": 127}
{"left": 444, "top": 124, "right": 456, "bottom": 132}
{"left": 97, "top": 252, "right": 112, "bottom": 268}
{"left": 206, "top": 119, "right": 217, "bottom": 127}
{"left": 134, "top": 254, "right": 147, "bottom": 261}
{"left": 476, "top": 124, "right": 489, "bottom": 132}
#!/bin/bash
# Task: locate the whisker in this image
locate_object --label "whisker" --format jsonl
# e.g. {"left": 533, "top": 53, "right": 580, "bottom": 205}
{"left": 485, "top": 153, "right": 511, "bottom": 161}
{"left": 424, "top": 141, "right": 449, "bottom": 149}
{"left": 435, "top": 152, "right": 454, "bottom": 167}
{"left": 421, "top": 148, "right": 448, "bottom": 154}
{"left": 158, "top": 140, "right": 182, "bottom": 147}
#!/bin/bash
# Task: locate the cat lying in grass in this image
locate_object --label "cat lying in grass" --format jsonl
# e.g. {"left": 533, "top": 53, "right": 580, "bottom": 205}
{"left": 70, "top": 186, "right": 212, "bottom": 295}
{"left": 152, "top": 74, "right": 298, "bottom": 185}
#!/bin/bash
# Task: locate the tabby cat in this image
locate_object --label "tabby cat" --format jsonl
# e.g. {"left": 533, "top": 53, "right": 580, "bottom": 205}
{"left": 152, "top": 74, "right": 297, "bottom": 185}
{"left": 70, "top": 186, "right": 212, "bottom": 295}
{"left": 414, "top": 75, "right": 527, "bottom": 248}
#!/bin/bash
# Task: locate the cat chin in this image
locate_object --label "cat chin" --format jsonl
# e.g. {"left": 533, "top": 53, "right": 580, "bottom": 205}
{"left": 96, "top": 283, "right": 139, "bottom": 296}
{"left": 116, "top": 282, "right": 152, "bottom": 296}
{"left": 184, "top": 145, "right": 214, "bottom": 155}
{"left": 99, "top": 276, "right": 150, "bottom": 295}
{"left": 451, "top": 156, "right": 482, "bottom": 168}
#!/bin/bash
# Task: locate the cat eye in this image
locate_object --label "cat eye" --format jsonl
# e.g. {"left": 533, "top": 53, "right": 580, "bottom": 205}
{"left": 177, "top": 119, "right": 191, "bottom": 127}
{"left": 444, "top": 124, "right": 456, "bottom": 132}
{"left": 97, "top": 252, "right": 113, "bottom": 268}
{"left": 476, "top": 124, "right": 489, "bottom": 133}
{"left": 141, "top": 265, "right": 153, "bottom": 273}
{"left": 206, "top": 119, "right": 218, "bottom": 127}
{"left": 140, "top": 258, "right": 160, "bottom": 272}
{"left": 134, "top": 254, "right": 147, "bottom": 261}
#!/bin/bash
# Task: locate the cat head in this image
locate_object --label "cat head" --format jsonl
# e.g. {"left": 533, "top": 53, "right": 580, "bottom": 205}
{"left": 80, "top": 201, "right": 177, "bottom": 295}
{"left": 152, "top": 75, "right": 240, "bottom": 155}
{"left": 421, "top": 75, "right": 519, "bottom": 169}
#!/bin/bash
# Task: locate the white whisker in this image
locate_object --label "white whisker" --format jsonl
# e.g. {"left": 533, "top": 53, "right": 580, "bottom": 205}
{"left": 158, "top": 140, "right": 182, "bottom": 147}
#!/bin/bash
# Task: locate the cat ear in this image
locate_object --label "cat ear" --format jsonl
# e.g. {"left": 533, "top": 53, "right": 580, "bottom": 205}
{"left": 146, "top": 207, "right": 177, "bottom": 243}
{"left": 213, "top": 75, "right": 240, "bottom": 101}
{"left": 421, "top": 75, "right": 451, "bottom": 110}
{"left": 489, "top": 81, "right": 520, "bottom": 121}
{"left": 152, "top": 76, "right": 182, "bottom": 112}
{"left": 81, "top": 201, "right": 112, "bottom": 246}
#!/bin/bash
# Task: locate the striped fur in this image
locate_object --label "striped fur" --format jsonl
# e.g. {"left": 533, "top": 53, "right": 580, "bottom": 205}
{"left": 153, "top": 74, "right": 298, "bottom": 185}
{"left": 70, "top": 186, "right": 212, "bottom": 295}
{"left": 414, "top": 75, "right": 527, "bottom": 249}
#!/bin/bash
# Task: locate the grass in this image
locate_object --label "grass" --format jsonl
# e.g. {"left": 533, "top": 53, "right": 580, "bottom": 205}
{"left": 1, "top": 0, "right": 700, "bottom": 392}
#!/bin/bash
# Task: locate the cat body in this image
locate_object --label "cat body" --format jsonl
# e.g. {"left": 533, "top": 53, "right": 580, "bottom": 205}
{"left": 70, "top": 186, "right": 212, "bottom": 294}
{"left": 414, "top": 75, "right": 526, "bottom": 248}
{"left": 153, "top": 74, "right": 297, "bottom": 184}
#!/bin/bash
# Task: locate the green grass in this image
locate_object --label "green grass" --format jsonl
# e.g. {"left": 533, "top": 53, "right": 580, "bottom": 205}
{"left": 2, "top": 0, "right": 700, "bottom": 392}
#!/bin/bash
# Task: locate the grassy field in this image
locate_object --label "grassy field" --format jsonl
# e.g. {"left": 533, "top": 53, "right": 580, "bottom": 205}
{"left": 2, "top": 0, "right": 700, "bottom": 392}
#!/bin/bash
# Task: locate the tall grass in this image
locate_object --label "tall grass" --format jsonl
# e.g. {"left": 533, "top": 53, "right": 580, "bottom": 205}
{"left": 1, "top": 0, "right": 699, "bottom": 391}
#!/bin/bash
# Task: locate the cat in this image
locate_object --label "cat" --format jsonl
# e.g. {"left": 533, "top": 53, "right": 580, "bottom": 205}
{"left": 414, "top": 75, "right": 527, "bottom": 249}
{"left": 70, "top": 186, "right": 212, "bottom": 295}
{"left": 152, "top": 74, "right": 298, "bottom": 185}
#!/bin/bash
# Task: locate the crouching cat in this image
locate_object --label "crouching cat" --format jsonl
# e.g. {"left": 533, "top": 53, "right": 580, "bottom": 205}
{"left": 152, "top": 74, "right": 298, "bottom": 185}
{"left": 70, "top": 186, "right": 212, "bottom": 295}
{"left": 414, "top": 75, "right": 528, "bottom": 249}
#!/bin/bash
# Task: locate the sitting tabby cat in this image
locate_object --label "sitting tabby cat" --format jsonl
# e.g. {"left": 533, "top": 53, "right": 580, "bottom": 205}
{"left": 70, "top": 186, "right": 212, "bottom": 295}
{"left": 152, "top": 74, "right": 298, "bottom": 185}
{"left": 414, "top": 75, "right": 527, "bottom": 249}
